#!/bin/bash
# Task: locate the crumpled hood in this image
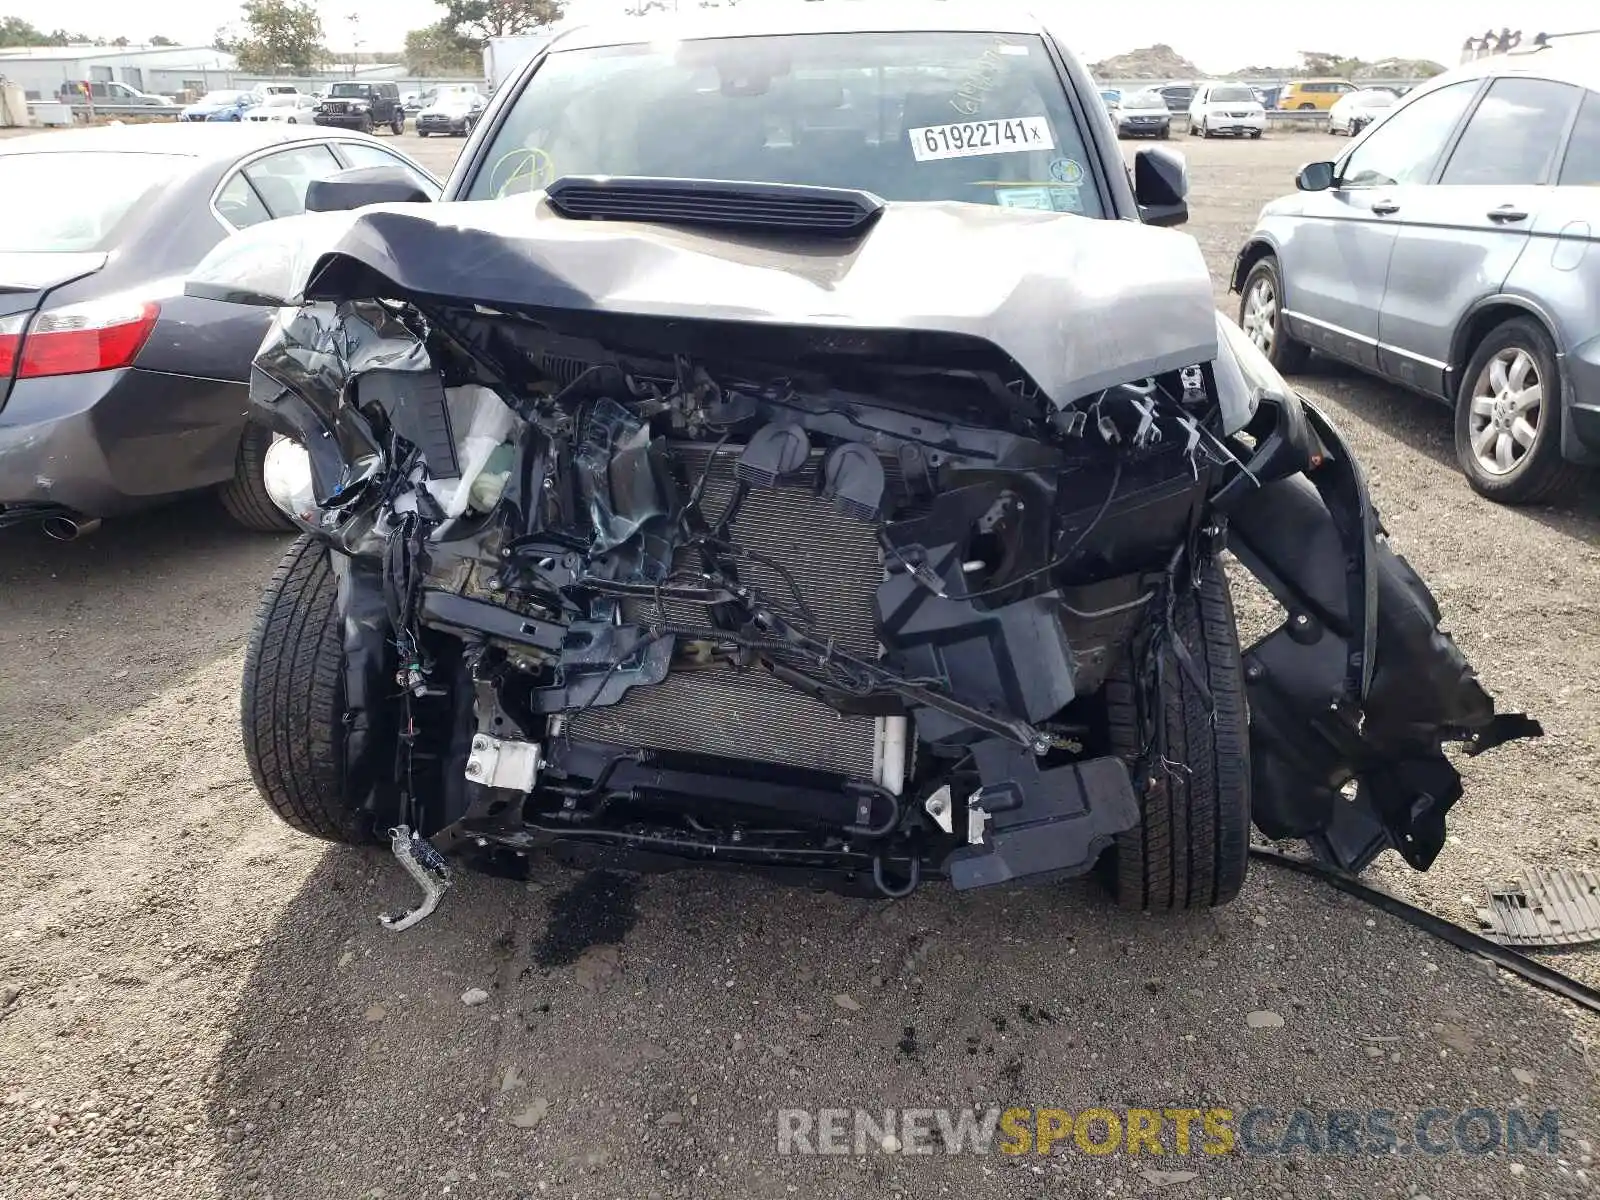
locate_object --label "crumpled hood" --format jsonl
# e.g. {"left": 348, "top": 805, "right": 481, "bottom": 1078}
{"left": 185, "top": 192, "right": 1220, "bottom": 409}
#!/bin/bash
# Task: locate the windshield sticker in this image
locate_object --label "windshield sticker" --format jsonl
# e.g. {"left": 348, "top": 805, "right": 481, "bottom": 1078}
{"left": 489, "top": 147, "right": 557, "bottom": 198}
{"left": 949, "top": 39, "right": 1026, "bottom": 116}
{"left": 994, "top": 187, "right": 1055, "bottom": 210}
{"left": 1049, "top": 158, "right": 1085, "bottom": 185}
{"left": 991, "top": 185, "right": 1084, "bottom": 214}
{"left": 910, "top": 117, "right": 1054, "bottom": 162}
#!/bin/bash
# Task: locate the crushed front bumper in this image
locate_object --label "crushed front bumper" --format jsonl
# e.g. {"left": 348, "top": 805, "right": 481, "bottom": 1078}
{"left": 1219, "top": 391, "right": 1539, "bottom": 873}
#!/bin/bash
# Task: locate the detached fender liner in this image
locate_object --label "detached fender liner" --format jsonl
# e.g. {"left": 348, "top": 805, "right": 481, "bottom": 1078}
{"left": 1226, "top": 399, "right": 1540, "bottom": 874}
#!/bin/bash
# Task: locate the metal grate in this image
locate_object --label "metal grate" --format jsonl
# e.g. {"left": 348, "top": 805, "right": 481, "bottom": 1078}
{"left": 569, "top": 443, "right": 889, "bottom": 781}
{"left": 545, "top": 176, "right": 883, "bottom": 237}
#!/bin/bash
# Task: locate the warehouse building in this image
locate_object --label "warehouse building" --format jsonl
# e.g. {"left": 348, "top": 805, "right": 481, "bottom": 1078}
{"left": 0, "top": 44, "right": 237, "bottom": 101}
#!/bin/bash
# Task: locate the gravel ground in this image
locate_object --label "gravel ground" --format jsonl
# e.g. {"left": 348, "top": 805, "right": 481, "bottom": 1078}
{"left": 1, "top": 129, "right": 1598, "bottom": 1200}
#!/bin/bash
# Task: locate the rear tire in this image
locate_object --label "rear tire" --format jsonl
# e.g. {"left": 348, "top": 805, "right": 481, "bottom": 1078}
{"left": 1454, "top": 316, "right": 1585, "bottom": 504}
{"left": 219, "top": 423, "right": 296, "bottom": 532}
{"left": 391, "top": 112, "right": 404, "bottom": 134}
{"left": 241, "top": 534, "right": 371, "bottom": 844}
{"left": 1101, "top": 561, "right": 1251, "bottom": 911}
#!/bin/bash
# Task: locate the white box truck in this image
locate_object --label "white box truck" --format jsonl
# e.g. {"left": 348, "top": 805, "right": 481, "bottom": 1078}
{"left": 483, "top": 34, "right": 554, "bottom": 95}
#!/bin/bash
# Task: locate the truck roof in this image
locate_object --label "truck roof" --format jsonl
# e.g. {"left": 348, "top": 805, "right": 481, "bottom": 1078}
{"left": 549, "top": 0, "right": 1048, "bottom": 52}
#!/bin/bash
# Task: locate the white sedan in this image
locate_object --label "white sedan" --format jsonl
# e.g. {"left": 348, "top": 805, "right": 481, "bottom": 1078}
{"left": 1327, "top": 88, "right": 1397, "bottom": 136}
{"left": 244, "top": 94, "right": 321, "bottom": 125}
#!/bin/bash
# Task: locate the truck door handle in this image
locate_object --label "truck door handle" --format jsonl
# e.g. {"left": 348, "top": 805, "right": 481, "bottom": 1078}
{"left": 1371, "top": 199, "right": 1400, "bottom": 215}
{"left": 1487, "top": 206, "right": 1528, "bottom": 222}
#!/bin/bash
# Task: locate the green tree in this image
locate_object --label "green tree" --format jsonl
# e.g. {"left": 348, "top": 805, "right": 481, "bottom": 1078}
{"left": 442, "top": 0, "right": 563, "bottom": 46}
{"left": 221, "top": 0, "right": 325, "bottom": 72}
{"left": 1297, "top": 51, "right": 1364, "bottom": 78}
{"left": 150, "top": 34, "right": 177, "bottom": 46}
{"left": 0, "top": 16, "right": 45, "bottom": 47}
{"left": 404, "top": 22, "right": 481, "bottom": 74}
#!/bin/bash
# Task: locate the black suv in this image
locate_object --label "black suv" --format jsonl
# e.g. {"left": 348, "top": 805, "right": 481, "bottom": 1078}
{"left": 313, "top": 81, "right": 404, "bottom": 134}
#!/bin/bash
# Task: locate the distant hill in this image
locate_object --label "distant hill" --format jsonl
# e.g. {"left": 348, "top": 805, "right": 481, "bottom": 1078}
{"left": 1089, "top": 44, "right": 1202, "bottom": 80}
{"left": 1355, "top": 57, "right": 1448, "bottom": 79}
{"left": 1094, "top": 45, "right": 1447, "bottom": 81}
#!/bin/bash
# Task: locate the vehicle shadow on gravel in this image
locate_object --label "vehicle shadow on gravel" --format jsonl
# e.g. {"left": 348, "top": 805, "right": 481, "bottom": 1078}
{"left": 0, "top": 498, "right": 292, "bottom": 774}
{"left": 1292, "top": 356, "right": 1600, "bottom": 538}
{"left": 203, "top": 850, "right": 1599, "bottom": 1199}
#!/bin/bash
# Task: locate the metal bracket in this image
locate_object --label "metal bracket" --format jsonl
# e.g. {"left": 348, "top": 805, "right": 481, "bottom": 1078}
{"left": 465, "top": 734, "right": 543, "bottom": 791}
{"left": 924, "top": 785, "right": 954, "bottom": 834}
{"left": 966, "top": 793, "right": 992, "bottom": 846}
{"left": 379, "top": 824, "right": 452, "bottom": 932}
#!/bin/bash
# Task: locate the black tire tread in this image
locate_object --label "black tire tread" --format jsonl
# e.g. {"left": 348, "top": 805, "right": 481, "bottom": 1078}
{"left": 219, "top": 424, "right": 295, "bottom": 532}
{"left": 1104, "top": 564, "right": 1250, "bottom": 911}
{"left": 241, "top": 535, "right": 368, "bottom": 843}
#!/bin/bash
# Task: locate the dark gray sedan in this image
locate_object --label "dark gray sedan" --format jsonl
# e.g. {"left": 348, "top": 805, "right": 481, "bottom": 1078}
{"left": 0, "top": 123, "right": 439, "bottom": 539}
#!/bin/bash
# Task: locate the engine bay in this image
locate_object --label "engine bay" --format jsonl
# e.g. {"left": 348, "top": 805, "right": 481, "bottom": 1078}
{"left": 255, "top": 293, "right": 1257, "bottom": 896}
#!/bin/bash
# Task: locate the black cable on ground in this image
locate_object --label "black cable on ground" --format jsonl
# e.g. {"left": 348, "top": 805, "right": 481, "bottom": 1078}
{"left": 1249, "top": 845, "right": 1600, "bottom": 1017}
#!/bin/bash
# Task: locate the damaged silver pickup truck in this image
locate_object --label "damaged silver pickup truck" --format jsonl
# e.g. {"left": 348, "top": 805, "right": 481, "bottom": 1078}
{"left": 186, "top": 7, "right": 1538, "bottom": 925}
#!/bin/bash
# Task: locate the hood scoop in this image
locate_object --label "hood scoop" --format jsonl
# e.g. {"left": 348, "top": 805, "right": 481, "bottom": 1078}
{"left": 543, "top": 176, "right": 883, "bottom": 238}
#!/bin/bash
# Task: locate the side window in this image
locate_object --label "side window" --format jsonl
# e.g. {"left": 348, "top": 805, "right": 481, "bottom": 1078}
{"left": 241, "top": 143, "right": 343, "bottom": 218}
{"left": 215, "top": 173, "right": 272, "bottom": 229}
{"left": 1440, "top": 77, "right": 1580, "bottom": 186}
{"left": 1557, "top": 89, "right": 1600, "bottom": 186}
{"left": 335, "top": 142, "right": 443, "bottom": 199}
{"left": 1340, "top": 81, "right": 1479, "bottom": 188}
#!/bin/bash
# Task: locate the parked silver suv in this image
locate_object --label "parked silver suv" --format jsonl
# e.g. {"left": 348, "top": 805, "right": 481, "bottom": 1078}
{"left": 1230, "top": 40, "right": 1600, "bottom": 503}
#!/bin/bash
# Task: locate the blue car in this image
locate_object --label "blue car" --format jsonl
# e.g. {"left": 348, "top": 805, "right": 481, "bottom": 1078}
{"left": 180, "top": 90, "right": 262, "bottom": 122}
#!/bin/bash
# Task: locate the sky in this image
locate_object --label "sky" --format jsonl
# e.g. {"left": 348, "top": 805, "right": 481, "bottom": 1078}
{"left": 6, "top": 0, "right": 1597, "bottom": 72}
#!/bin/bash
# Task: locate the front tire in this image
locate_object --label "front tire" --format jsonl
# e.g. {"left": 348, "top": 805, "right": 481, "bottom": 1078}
{"left": 1101, "top": 560, "right": 1251, "bottom": 911}
{"left": 219, "top": 422, "right": 296, "bottom": 532}
{"left": 1238, "top": 256, "right": 1311, "bottom": 373}
{"left": 1454, "top": 317, "right": 1584, "bottom": 504}
{"left": 242, "top": 535, "right": 371, "bottom": 843}
{"left": 359, "top": 113, "right": 374, "bottom": 134}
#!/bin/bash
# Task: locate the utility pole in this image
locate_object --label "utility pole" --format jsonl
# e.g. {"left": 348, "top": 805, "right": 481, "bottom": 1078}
{"left": 347, "top": 12, "right": 361, "bottom": 77}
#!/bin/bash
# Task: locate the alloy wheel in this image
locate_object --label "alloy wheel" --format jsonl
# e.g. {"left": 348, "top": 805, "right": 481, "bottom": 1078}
{"left": 1468, "top": 347, "right": 1543, "bottom": 476}
{"left": 1242, "top": 276, "right": 1277, "bottom": 354}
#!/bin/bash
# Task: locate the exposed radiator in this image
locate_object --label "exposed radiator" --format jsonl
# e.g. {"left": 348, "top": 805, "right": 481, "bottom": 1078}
{"left": 569, "top": 443, "right": 903, "bottom": 787}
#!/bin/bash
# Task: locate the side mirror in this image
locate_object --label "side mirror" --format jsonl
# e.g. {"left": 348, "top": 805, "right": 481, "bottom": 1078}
{"left": 1296, "top": 161, "right": 1336, "bottom": 191}
{"left": 1133, "top": 146, "right": 1188, "bottom": 227}
{"left": 305, "top": 166, "right": 432, "bottom": 213}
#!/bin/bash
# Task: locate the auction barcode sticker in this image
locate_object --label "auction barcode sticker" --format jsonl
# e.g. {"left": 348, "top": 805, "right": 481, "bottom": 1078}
{"left": 909, "top": 117, "right": 1055, "bottom": 161}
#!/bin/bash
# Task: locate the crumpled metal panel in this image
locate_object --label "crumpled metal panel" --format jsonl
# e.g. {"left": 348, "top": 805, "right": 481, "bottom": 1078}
{"left": 184, "top": 193, "right": 1218, "bottom": 409}
{"left": 1477, "top": 868, "right": 1600, "bottom": 948}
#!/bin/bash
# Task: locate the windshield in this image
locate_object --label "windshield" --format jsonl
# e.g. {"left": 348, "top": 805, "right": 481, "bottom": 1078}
{"left": 264, "top": 95, "right": 299, "bottom": 107}
{"left": 468, "top": 32, "right": 1104, "bottom": 217}
{"left": 200, "top": 91, "right": 247, "bottom": 104}
{"left": 0, "top": 152, "right": 189, "bottom": 251}
{"left": 1209, "top": 87, "right": 1256, "bottom": 104}
{"left": 1123, "top": 92, "right": 1165, "bottom": 110}
{"left": 329, "top": 84, "right": 373, "bottom": 98}
{"left": 1359, "top": 91, "right": 1396, "bottom": 106}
